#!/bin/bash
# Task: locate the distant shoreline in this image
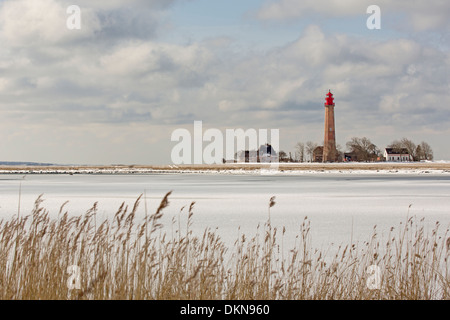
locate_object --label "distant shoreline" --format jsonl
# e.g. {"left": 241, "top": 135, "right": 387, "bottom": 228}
{"left": 0, "top": 162, "right": 449, "bottom": 175}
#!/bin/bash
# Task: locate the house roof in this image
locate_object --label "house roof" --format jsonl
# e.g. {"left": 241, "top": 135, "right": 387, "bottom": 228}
{"left": 385, "top": 148, "right": 410, "bottom": 155}
{"left": 313, "top": 146, "right": 324, "bottom": 153}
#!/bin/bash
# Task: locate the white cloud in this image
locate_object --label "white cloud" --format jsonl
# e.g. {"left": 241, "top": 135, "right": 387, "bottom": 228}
{"left": 0, "top": 0, "right": 449, "bottom": 163}
{"left": 0, "top": 0, "right": 101, "bottom": 46}
{"left": 75, "top": 0, "right": 178, "bottom": 10}
{"left": 256, "top": 0, "right": 450, "bottom": 32}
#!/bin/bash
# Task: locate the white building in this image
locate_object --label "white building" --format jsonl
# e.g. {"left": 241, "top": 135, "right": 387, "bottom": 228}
{"left": 384, "top": 148, "right": 413, "bottom": 162}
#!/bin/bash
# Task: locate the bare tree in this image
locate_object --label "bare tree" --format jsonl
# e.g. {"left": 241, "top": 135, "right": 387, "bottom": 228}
{"left": 278, "top": 150, "right": 288, "bottom": 162}
{"left": 400, "top": 138, "right": 417, "bottom": 161}
{"left": 336, "top": 144, "right": 344, "bottom": 162}
{"left": 421, "top": 142, "right": 433, "bottom": 160}
{"left": 295, "top": 142, "right": 305, "bottom": 163}
{"left": 388, "top": 140, "right": 403, "bottom": 153}
{"left": 305, "top": 141, "right": 318, "bottom": 163}
{"left": 346, "top": 137, "right": 380, "bottom": 162}
{"left": 417, "top": 141, "right": 433, "bottom": 161}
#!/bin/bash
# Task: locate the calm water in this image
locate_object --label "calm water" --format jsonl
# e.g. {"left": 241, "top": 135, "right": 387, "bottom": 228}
{"left": 0, "top": 173, "right": 449, "bottom": 249}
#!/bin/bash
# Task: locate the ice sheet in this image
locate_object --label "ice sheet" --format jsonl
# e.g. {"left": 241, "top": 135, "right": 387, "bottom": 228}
{"left": 0, "top": 173, "right": 449, "bottom": 250}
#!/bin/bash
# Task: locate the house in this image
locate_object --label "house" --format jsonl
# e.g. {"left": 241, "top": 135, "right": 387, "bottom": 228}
{"left": 259, "top": 144, "right": 278, "bottom": 163}
{"left": 237, "top": 144, "right": 278, "bottom": 163}
{"left": 344, "top": 151, "right": 359, "bottom": 162}
{"left": 313, "top": 146, "right": 324, "bottom": 163}
{"left": 384, "top": 148, "right": 412, "bottom": 162}
{"left": 344, "top": 151, "right": 379, "bottom": 162}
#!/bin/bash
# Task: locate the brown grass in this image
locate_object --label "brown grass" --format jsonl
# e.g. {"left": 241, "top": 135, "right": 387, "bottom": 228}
{"left": 0, "top": 192, "right": 448, "bottom": 300}
{"left": 1, "top": 162, "right": 450, "bottom": 173}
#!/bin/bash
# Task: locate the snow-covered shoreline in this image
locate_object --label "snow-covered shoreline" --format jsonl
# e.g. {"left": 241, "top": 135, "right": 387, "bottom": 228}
{"left": 1, "top": 161, "right": 449, "bottom": 175}
{"left": 0, "top": 167, "right": 449, "bottom": 175}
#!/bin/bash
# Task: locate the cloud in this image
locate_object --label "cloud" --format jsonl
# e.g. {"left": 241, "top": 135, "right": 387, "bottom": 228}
{"left": 255, "top": 0, "right": 450, "bottom": 32}
{"left": 0, "top": 0, "right": 101, "bottom": 46}
{"left": 0, "top": 0, "right": 183, "bottom": 47}
{"left": 75, "top": 0, "right": 179, "bottom": 11}
{"left": 1, "top": 7, "right": 448, "bottom": 129}
{"left": 0, "top": 0, "right": 449, "bottom": 163}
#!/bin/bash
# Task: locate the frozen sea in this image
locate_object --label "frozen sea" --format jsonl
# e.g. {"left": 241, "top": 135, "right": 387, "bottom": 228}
{"left": 0, "top": 172, "right": 449, "bottom": 250}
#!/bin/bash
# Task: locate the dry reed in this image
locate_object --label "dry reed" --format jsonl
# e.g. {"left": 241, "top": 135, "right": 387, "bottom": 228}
{"left": 0, "top": 192, "right": 448, "bottom": 300}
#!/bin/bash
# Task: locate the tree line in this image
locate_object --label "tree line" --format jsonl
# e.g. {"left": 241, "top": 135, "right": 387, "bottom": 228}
{"left": 278, "top": 137, "right": 434, "bottom": 162}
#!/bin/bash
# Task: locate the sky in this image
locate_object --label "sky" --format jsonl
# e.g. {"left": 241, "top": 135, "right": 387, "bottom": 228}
{"left": 0, "top": 0, "right": 449, "bottom": 165}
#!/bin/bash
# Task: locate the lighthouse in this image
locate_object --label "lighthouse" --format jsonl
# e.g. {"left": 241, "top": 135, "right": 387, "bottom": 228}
{"left": 323, "top": 90, "right": 337, "bottom": 162}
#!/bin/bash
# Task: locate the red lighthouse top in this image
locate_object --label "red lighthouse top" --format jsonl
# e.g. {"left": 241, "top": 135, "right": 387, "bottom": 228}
{"left": 325, "top": 90, "right": 334, "bottom": 106}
